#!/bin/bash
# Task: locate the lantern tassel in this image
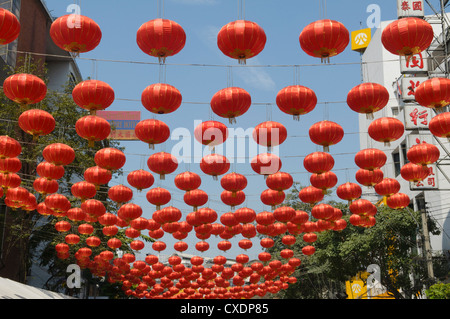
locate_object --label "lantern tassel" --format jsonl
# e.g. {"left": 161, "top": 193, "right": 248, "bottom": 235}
{"left": 160, "top": 174, "right": 165, "bottom": 180}
{"left": 213, "top": 175, "right": 218, "bottom": 181}
{"left": 323, "top": 145, "right": 330, "bottom": 153}
{"left": 366, "top": 113, "right": 374, "bottom": 120}
{"left": 229, "top": 118, "right": 237, "bottom": 124}
{"left": 293, "top": 115, "right": 300, "bottom": 121}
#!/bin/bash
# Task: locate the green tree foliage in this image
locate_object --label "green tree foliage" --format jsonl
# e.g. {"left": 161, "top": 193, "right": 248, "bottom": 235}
{"left": 425, "top": 282, "right": 450, "bottom": 299}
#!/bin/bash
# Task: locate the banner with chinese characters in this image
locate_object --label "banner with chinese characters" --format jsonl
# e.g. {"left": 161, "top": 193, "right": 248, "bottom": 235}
{"left": 97, "top": 111, "right": 141, "bottom": 141}
{"left": 404, "top": 104, "right": 431, "bottom": 130}
{"left": 407, "top": 134, "right": 439, "bottom": 190}
{"left": 400, "top": 51, "right": 429, "bottom": 74}
{"left": 401, "top": 76, "right": 428, "bottom": 101}
{"left": 397, "top": 0, "right": 425, "bottom": 18}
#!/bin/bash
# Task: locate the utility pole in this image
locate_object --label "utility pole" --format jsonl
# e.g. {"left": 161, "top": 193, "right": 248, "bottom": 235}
{"left": 418, "top": 197, "right": 435, "bottom": 281}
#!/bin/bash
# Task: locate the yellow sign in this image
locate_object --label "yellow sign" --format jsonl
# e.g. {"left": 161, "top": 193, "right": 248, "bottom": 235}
{"left": 351, "top": 28, "right": 372, "bottom": 52}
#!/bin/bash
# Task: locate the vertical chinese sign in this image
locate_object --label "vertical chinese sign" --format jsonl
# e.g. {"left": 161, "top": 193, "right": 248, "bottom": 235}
{"left": 407, "top": 134, "right": 439, "bottom": 190}
{"left": 397, "top": 0, "right": 425, "bottom": 18}
{"left": 97, "top": 111, "right": 141, "bottom": 141}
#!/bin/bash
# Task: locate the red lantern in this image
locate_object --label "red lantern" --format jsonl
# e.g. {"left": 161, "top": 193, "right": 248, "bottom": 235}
{"left": 302, "top": 245, "right": 316, "bottom": 256}
{"left": 413, "top": 77, "right": 450, "bottom": 111}
{"left": 195, "top": 241, "right": 210, "bottom": 253}
{"left": 81, "top": 199, "right": 106, "bottom": 218}
{"left": 108, "top": 184, "right": 133, "bottom": 204}
{"left": 273, "top": 206, "right": 295, "bottom": 223}
{"left": 0, "top": 157, "right": 21, "bottom": 175}
{"left": 141, "top": 83, "right": 182, "bottom": 114}
{"left": 349, "top": 199, "right": 376, "bottom": 216}
{"left": 184, "top": 189, "right": 208, "bottom": 211}
{"left": 355, "top": 168, "right": 384, "bottom": 187}
{"left": 276, "top": 85, "right": 317, "bottom": 121}
{"left": 251, "top": 153, "right": 282, "bottom": 177}
{"left": 94, "top": 148, "right": 126, "bottom": 171}
{"left": 200, "top": 154, "right": 230, "bottom": 181}
{"left": 98, "top": 212, "right": 118, "bottom": 226}
{"left": 346, "top": 82, "right": 390, "bottom": 119}
{"left": 84, "top": 166, "right": 112, "bottom": 189}
{"left": 50, "top": 14, "right": 102, "bottom": 54}
{"left": 147, "top": 152, "right": 178, "bottom": 180}
{"left": 217, "top": 20, "right": 266, "bottom": 64}
{"left": 221, "top": 190, "right": 246, "bottom": 209}
{"left": 381, "top": 17, "right": 433, "bottom": 57}
{"left": 86, "top": 236, "right": 101, "bottom": 247}
{"left": 55, "top": 220, "right": 71, "bottom": 233}
{"left": 0, "top": 8, "right": 20, "bottom": 45}
{"left": 336, "top": 182, "right": 362, "bottom": 204}
{"left": 3, "top": 74, "right": 47, "bottom": 106}
{"left": 117, "top": 203, "right": 143, "bottom": 223}
{"left": 220, "top": 172, "right": 247, "bottom": 193}
{"left": 45, "top": 193, "right": 71, "bottom": 215}
{"left": 131, "top": 240, "right": 145, "bottom": 251}
{"left": 72, "top": 80, "right": 115, "bottom": 114}
{"left": 252, "top": 121, "right": 287, "bottom": 150}
{"left": 0, "top": 172, "right": 20, "bottom": 190}
{"left": 36, "top": 161, "right": 65, "bottom": 180}
{"left": 71, "top": 181, "right": 96, "bottom": 201}
{"left": 368, "top": 117, "right": 404, "bottom": 146}
{"left": 151, "top": 240, "right": 166, "bottom": 252}
{"left": 135, "top": 119, "right": 171, "bottom": 150}
{"left": 400, "top": 162, "right": 430, "bottom": 182}
{"left": 175, "top": 171, "right": 202, "bottom": 192}
{"left": 310, "top": 171, "right": 338, "bottom": 192}
{"left": 210, "top": 87, "right": 252, "bottom": 124}
{"left": 298, "top": 186, "right": 324, "bottom": 206}
{"left": 311, "top": 203, "right": 335, "bottom": 220}
{"left": 136, "top": 18, "right": 186, "bottom": 63}
{"left": 18, "top": 109, "right": 55, "bottom": 140}
{"left": 65, "top": 234, "right": 80, "bottom": 245}
{"left": 303, "top": 152, "right": 334, "bottom": 174}
{"left": 75, "top": 115, "right": 111, "bottom": 148}
{"left": 66, "top": 208, "right": 86, "bottom": 222}
{"left": 260, "top": 189, "right": 285, "bottom": 210}
{"left": 107, "top": 238, "right": 122, "bottom": 249}
{"left": 266, "top": 171, "right": 293, "bottom": 192}
{"left": 354, "top": 148, "right": 387, "bottom": 171}
{"left": 234, "top": 207, "right": 256, "bottom": 224}
{"left": 174, "top": 241, "right": 188, "bottom": 252}
{"left": 42, "top": 143, "right": 75, "bottom": 166}
{"left": 217, "top": 240, "right": 232, "bottom": 252}
{"left": 77, "top": 223, "right": 94, "bottom": 235}
{"left": 386, "top": 193, "right": 410, "bottom": 210}
{"left": 194, "top": 121, "right": 228, "bottom": 148}
{"left": 0, "top": 136, "right": 21, "bottom": 160}
{"left": 127, "top": 169, "right": 154, "bottom": 191}
{"left": 146, "top": 187, "right": 171, "bottom": 210}
{"left": 299, "top": 19, "right": 349, "bottom": 62}
{"left": 407, "top": 142, "right": 440, "bottom": 166}
{"left": 309, "top": 120, "right": 344, "bottom": 152}
{"left": 429, "top": 112, "right": 450, "bottom": 141}
{"left": 374, "top": 178, "right": 401, "bottom": 197}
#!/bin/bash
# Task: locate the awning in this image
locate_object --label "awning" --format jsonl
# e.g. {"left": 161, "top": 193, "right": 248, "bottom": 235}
{"left": 0, "top": 277, "right": 75, "bottom": 299}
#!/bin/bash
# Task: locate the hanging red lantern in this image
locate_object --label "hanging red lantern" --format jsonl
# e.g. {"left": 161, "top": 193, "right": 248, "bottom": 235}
{"left": 374, "top": 178, "right": 401, "bottom": 197}
{"left": 310, "top": 171, "right": 338, "bottom": 193}
{"left": 200, "top": 154, "right": 230, "bottom": 180}
{"left": 98, "top": 212, "right": 118, "bottom": 226}
{"left": 210, "top": 87, "right": 252, "bottom": 124}
{"left": 147, "top": 152, "right": 178, "bottom": 180}
{"left": 354, "top": 148, "right": 387, "bottom": 171}
{"left": 311, "top": 203, "right": 335, "bottom": 221}
{"left": 135, "top": 119, "right": 171, "bottom": 150}
{"left": 349, "top": 199, "right": 376, "bottom": 216}
{"left": 43, "top": 143, "right": 75, "bottom": 166}
{"left": 346, "top": 82, "right": 390, "bottom": 119}
{"left": 217, "top": 20, "right": 266, "bottom": 64}
{"left": 407, "top": 142, "right": 440, "bottom": 166}
{"left": 75, "top": 115, "right": 111, "bottom": 148}
{"left": 72, "top": 80, "right": 115, "bottom": 114}
{"left": 141, "top": 83, "right": 182, "bottom": 114}
{"left": 302, "top": 245, "right": 316, "bottom": 256}
{"left": 251, "top": 153, "right": 282, "bottom": 177}
{"left": 77, "top": 223, "right": 94, "bottom": 235}
{"left": 44, "top": 193, "right": 71, "bottom": 215}
{"left": 136, "top": 18, "right": 186, "bottom": 63}
{"left": 117, "top": 203, "right": 143, "bottom": 223}
{"left": 65, "top": 234, "right": 80, "bottom": 245}
{"left": 381, "top": 17, "right": 433, "bottom": 57}
{"left": 368, "top": 117, "right": 404, "bottom": 146}
{"left": 0, "top": 136, "right": 21, "bottom": 159}
{"left": 146, "top": 187, "right": 171, "bottom": 210}
{"left": 303, "top": 152, "right": 334, "bottom": 174}
{"left": 220, "top": 172, "right": 247, "bottom": 194}
{"left": 0, "top": 8, "right": 20, "bottom": 45}
{"left": 3, "top": 74, "right": 47, "bottom": 107}
{"left": 273, "top": 206, "right": 296, "bottom": 223}
{"left": 266, "top": 171, "right": 293, "bottom": 192}
{"left": 336, "top": 182, "right": 362, "bottom": 204}
{"left": 386, "top": 193, "right": 410, "bottom": 210}
{"left": 55, "top": 220, "right": 71, "bottom": 233}
{"left": 184, "top": 189, "right": 208, "bottom": 211}
{"left": 66, "top": 208, "right": 86, "bottom": 222}
{"left": 50, "top": 14, "right": 102, "bottom": 54}
{"left": 81, "top": 199, "right": 106, "bottom": 218}
{"left": 400, "top": 162, "right": 430, "bottom": 183}
{"left": 174, "top": 241, "right": 188, "bottom": 252}
{"left": 108, "top": 184, "right": 133, "bottom": 204}
{"left": 260, "top": 189, "right": 285, "bottom": 210}
{"left": 18, "top": 109, "right": 55, "bottom": 140}
{"left": 221, "top": 190, "right": 246, "bottom": 209}
{"left": 413, "top": 78, "right": 450, "bottom": 111}
{"left": 355, "top": 168, "right": 384, "bottom": 187}
{"left": 217, "top": 240, "right": 232, "bottom": 252}
{"left": 276, "top": 85, "right": 317, "bottom": 121}
{"left": 252, "top": 121, "right": 287, "bottom": 151}
{"left": 94, "top": 147, "right": 126, "bottom": 171}
{"left": 151, "top": 240, "right": 166, "bottom": 252}
{"left": 0, "top": 157, "right": 21, "bottom": 175}
{"left": 309, "top": 120, "right": 344, "bottom": 152}
{"left": 84, "top": 166, "right": 112, "bottom": 189}
{"left": 298, "top": 186, "right": 324, "bottom": 206}
{"left": 131, "top": 240, "right": 145, "bottom": 251}
{"left": 175, "top": 171, "right": 202, "bottom": 192}
{"left": 429, "top": 112, "right": 450, "bottom": 141}
{"left": 127, "top": 169, "right": 154, "bottom": 191}
{"left": 299, "top": 19, "right": 349, "bottom": 63}
{"left": 71, "top": 181, "right": 96, "bottom": 202}
{"left": 234, "top": 207, "right": 256, "bottom": 224}
{"left": 194, "top": 121, "right": 228, "bottom": 148}
{"left": 36, "top": 161, "right": 64, "bottom": 180}
{"left": 195, "top": 241, "right": 210, "bottom": 253}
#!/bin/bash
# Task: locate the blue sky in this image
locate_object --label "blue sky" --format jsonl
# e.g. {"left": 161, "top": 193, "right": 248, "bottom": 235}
{"left": 42, "top": 0, "right": 432, "bottom": 261}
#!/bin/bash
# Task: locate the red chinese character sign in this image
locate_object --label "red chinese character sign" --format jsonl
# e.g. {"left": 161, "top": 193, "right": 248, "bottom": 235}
{"left": 407, "top": 134, "right": 439, "bottom": 190}
{"left": 400, "top": 51, "right": 428, "bottom": 74}
{"left": 401, "top": 77, "right": 428, "bottom": 101}
{"left": 404, "top": 105, "right": 430, "bottom": 129}
{"left": 397, "top": 0, "right": 425, "bottom": 18}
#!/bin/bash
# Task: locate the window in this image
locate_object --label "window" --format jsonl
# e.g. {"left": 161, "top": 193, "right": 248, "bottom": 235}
{"left": 393, "top": 149, "right": 401, "bottom": 177}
